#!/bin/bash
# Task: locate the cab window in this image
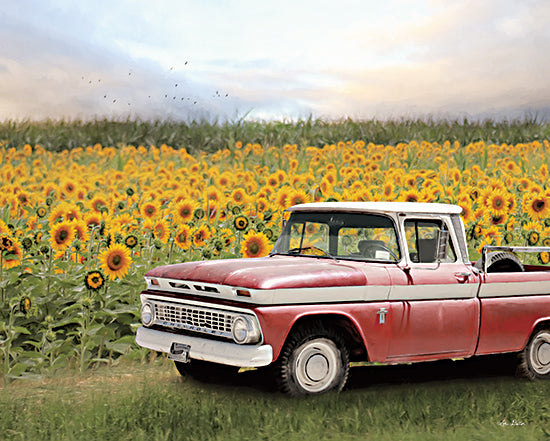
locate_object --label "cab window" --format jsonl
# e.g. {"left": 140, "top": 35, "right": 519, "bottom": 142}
{"left": 404, "top": 219, "right": 456, "bottom": 263}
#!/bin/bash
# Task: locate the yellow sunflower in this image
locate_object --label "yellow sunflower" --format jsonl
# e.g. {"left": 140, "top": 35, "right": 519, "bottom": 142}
{"left": 1, "top": 237, "right": 22, "bottom": 269}
{"left": 174, "top": 225, "right": 192, "bottom": 250}
{"left": 230, "top": 188, "right": 249, "bottom": 206}
{"left": 153, "top": 218, "right": 170, "bottom": 244}
{"left": 98, "top": 243, "right": 132, "bottom": 280}
{"left": 61, "top": 178, "right": 78, "bottom": 198}
{"left": 522, "top": 193, "right": 550, "bottom": 221}
{"left": 71, "top": 219, "right": 90, "bottom": 243}
{"left": 484, "top": 189, "right": 509, "bottom": 217}
{"left": 538, "top": 252, "right": 550, "bottom": 265}
{"left": 89, "top": 195, "right": 109, "bottom": 213}
{"left": 192, "top": 225, "right": 211, "bottom": 247}
{"left": 219, "top": 228, "right": 236, "bottom": 248}
{"left": 172, "top": 200, "right": 197, "bottom": 223}
{"left": 399, "top": 189, "right": 420, "bottom": 203}
{"left": 240, "top": 231, "right": 271, "bottom": 258}
{"left": 234, "top": 215, "right": 249, "bottom": 231}
{"left": 84, "top": 212, "right": 103, "bottom": 230}
{"left": 85, "top": 270, "right": 105, "bottom": 291}
{"left": 50, "top": 221, "right": 75, "bottom": 251}
{"left": 140, "top": 201, "right": 159, "bottom": 220}
{"left": 287, "top": 189, "right": 311, "bottom": 207}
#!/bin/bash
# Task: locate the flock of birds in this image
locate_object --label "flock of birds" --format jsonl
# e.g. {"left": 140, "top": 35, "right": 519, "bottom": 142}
{"left": 79, "top": 62, "right": 231, "bottom": 111}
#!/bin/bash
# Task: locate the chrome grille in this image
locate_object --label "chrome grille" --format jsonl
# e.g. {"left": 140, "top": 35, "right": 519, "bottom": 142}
{"left": 151, "top": 300, "right": 235, "bottom": 338}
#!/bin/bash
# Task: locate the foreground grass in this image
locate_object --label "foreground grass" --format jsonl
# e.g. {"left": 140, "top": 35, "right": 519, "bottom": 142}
{"left": 1, "top": 356, "right": 550, "bottom": 441}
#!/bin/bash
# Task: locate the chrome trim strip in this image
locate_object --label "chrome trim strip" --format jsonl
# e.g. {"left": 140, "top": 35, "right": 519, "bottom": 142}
{"left": 136, "top": 326, "right": 273, "bottom": 367}
{"left": 478, "top": 281, "right": 550, "bottom": 298}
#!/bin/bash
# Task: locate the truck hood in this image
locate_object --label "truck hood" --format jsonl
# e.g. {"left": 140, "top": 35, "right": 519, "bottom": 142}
{"left": 145, "top": 256, "right": 367, "bottom": 290}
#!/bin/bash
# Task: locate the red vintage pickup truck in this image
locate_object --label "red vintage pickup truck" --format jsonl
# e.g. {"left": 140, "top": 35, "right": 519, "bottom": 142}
{"left": 136, "top": 202, "right": 550, "bottom": 395}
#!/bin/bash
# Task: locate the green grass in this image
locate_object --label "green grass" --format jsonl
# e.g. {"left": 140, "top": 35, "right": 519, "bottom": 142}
{"left": 1, "top": 117, "right": 550, "bottom": 153}
{"left": 2, "top": 357, "right": 550, "bottom": 441}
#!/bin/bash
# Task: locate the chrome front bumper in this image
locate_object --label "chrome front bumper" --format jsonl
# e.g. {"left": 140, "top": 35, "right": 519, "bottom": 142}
{"left": 136, "top": 326, "right": 273, "bottom": 367}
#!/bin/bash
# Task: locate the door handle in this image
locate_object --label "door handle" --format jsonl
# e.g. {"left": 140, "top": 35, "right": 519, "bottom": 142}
{"left": 454, "top": 272, "right": 471, "bottom": 283}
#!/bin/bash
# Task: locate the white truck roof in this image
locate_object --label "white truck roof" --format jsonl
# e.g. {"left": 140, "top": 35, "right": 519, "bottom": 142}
{"left": 288, "top": 201, "right": 463, "bottom": 215}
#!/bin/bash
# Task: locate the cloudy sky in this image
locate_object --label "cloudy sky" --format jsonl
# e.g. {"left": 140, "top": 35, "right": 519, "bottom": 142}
{"left": 1, "top": 0, "right": 549, "bottom": 122}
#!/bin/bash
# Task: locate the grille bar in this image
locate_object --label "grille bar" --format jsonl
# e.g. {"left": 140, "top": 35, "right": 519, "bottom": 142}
{"left": 151, "top": 300, "right": 236, "bottom": 339}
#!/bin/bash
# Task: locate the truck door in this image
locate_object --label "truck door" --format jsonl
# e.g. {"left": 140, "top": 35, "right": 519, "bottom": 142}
{"left": 384, "top": 218, "right": 480, "bottom": 362}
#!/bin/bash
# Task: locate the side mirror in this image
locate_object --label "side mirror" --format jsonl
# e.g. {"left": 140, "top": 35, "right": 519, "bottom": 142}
{"left": 436, "top": 230, "right": 449, "bottom": 261}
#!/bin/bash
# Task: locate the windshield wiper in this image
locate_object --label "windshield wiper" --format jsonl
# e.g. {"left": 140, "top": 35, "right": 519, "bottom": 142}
{"left": 270, "top": 246, "right": 339, "bottom": 262}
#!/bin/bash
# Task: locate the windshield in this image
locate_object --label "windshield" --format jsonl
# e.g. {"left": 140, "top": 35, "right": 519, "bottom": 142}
{"left": 271, "top": 211, "right": 401, "bottom": 262}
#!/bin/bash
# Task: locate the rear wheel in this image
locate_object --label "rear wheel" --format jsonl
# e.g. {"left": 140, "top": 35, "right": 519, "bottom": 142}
{"left": 520, "top": 328, "right": 550, "bottom": 379}
{"left": 174, "top": 359, "right": 240, "bottom": 383}
{"left": 275, "top": 323, "right": 349, "bottom": 396}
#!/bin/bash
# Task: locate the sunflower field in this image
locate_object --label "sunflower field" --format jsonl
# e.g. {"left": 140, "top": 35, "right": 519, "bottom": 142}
{"left": 2, "top": 125, "right": 550, "bottom": 380}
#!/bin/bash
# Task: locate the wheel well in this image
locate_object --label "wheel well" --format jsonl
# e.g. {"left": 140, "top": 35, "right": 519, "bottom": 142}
{"left": 285, "top": 314, "right": 368, "bottom": 362}
{"left": 522, "top": 319, "right": 550, "bottom": 350}
{"left": 531, "top": 320, "right": 550, "bottom": 337}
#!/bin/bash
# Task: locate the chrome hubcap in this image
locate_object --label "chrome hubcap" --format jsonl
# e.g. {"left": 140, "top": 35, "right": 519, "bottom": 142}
{"left": 530, "top": 332, "right": 550, "bottom": 375}
{"left": 537, "top": 342, "right": 550, "bottom": 366}
{"left": 305, "top": 354, "right": 329, "bottom": 381}
{"left": 294, "top": 338, "right": 340, "bottom": 393}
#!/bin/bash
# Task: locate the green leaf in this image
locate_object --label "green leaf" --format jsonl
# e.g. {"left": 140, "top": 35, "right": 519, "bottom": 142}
{"left": 8, "top": 362, "right": 28, "bottom": 377}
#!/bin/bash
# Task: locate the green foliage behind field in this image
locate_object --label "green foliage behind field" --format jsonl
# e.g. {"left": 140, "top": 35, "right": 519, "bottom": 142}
{"left": 2, "top": 117, "right": 550, "bottom": 153}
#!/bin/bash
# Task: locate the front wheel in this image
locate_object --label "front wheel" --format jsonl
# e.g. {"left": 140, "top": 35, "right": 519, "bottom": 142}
{"left": 275, "top": 324, "right": 349, "bottom": 396}
{"left": 520, "top": 328, "right": 550, "bottom": 379}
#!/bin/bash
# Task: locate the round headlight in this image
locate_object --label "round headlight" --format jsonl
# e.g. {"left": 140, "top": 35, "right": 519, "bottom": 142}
{"left": 141, "top": 302, "right": 154, "bottom": 327}
{"left": 231, "top": 316, "right": 260, "bottom": 344}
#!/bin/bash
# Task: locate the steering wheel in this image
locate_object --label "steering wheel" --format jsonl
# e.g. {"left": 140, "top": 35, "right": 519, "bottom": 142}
{"left": 363, "top": 243, "right": 398, "bottom": 261}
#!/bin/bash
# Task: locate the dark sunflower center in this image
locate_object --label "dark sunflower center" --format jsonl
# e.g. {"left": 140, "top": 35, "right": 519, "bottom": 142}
{"left": 110, "top": 255, "right": 122, "bottom": 268}
{"left": 533, "top": 200, "right": 545, "bottom": 212}
{"left": 58, "top": 230, "right": 68, "bottom": 241}
{"left": 249, "top": 242, "right": 260, "bottom": 254}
